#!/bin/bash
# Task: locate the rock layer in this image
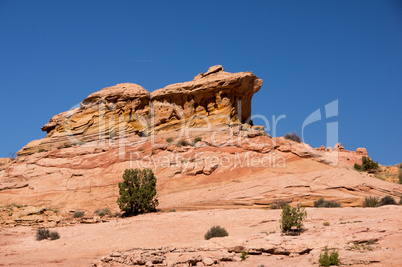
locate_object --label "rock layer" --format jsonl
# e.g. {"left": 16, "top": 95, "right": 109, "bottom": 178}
{"left": 18, "top": 66, "right": 262, "bottom": 156}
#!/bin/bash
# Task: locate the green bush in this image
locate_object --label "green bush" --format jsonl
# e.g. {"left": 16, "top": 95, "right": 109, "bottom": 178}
{"left": 50, "top": 231, "right": 60, "bottom": 240}
{"left": 323, "top": 222, "right": 330, "bottom": 226}
{"left": 36, "top": 228, "right": 50, "bottom": 241}
{"left": 177, "top": 139, "right": 190, "bottom": 147}
{"left": 319, "top": 246, "right": 340, "bottom": 267}
{"left": 95, "top": 209, "right": 110, "bottom": 217}
{"left": 193, "top": 136, "right": 202, "bottom": 143}
{"left": 166, "top": 137, "right": 173, "bottom": 143}
{"left": 280, "top": 203, "right": 307, "bottom": 234}
{"left": 354, "top": 156, "right": 379, "bottom": 173}
{"left": 314, "top": 198, "right": 341, "bottom": 208}
{"left": 241, "top": 250, "right": 248, "bottom": 261}
{"left": 73, "top": 211, "right": 84, "bottom": 218}
{"left": 353, "top": 163, "right": 361, "bottom": 171}
{"left": 378, "top": 196, "right": 396, "bottom": 206}
{"left": 204, "top": 225, "right": 229, "bottom": 240}
{"left": 398, "top": 172, "right": 402, "bottom": 184}
{"left": 284, "top": 132, "right": 301, "bottom": 143}
{"left": 363, "top": 196, "right": 379, "bottom": 207}
{"left": 117, "top": 168, "right": 158, "bottom": 216}
{"left": 399, "top": 196, "right": 402, "bottom": 205}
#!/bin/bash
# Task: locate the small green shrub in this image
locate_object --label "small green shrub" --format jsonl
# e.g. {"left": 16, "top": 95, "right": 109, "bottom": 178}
{"left": 95, "top": 209, "right": 110, "bottom": 217}
{"left": 166, "top": 137, "right": 173, "bottom": 143}
{"left": 378, "top": 195, "right": 396, "bottom": 206}
{"left": 36, "top": 228, "right": 50, "bottom": 241}
{"left": 193, "top": 136, "right": 202, "bottom": 143}
{"left": 73, "top": 211, "right": 85, "bottom": 218}
{"left": 284, "top": 132, "right": 301, "bottom": 143}
{"left": 399, "top": 196, "right": 402, "bottom": 205}
{"left": 270, "top": 199, "right": 287, "bottom": 209}
{"left": 280, "top": 203, "right": 307, "bottom": 234}
{"left": 398, "top": 172, "right": 402, "bottom": 184}
{"left": 363, "top": 196, "right": 379, "bottom": 207}
{"left": 170, "top": 208, "right": 176, "bottom": 212}
{"left": 177, "top": 139, "right": 190, "bottom": 147}
{"left": 50, "top": 231, "right": 60, "bottom": 240}
{"left": 314, "top": 198, "right": 342, "bottom": 208}
{"left": 354, "top": 156, "right": 379, "bottom": 173}
{"left": 117, "top": 168, "right": 158, "bottom": 216}
{"left": 241, "top": 250, "right": 248, "bottom": 261}
{"left": 319, "top": 246, "right": 340, "bottom": 267}
{"left": 204, "top": 225, "right": 229, "bottom": 240}
{"left": 323, "top": 222, "right": 330, "bottom": 226}
{"left": 353, "top": 163, "right": 361, "bottom": 171}
{"left": 38, "top": 148, "right": 46, "bottom": 153}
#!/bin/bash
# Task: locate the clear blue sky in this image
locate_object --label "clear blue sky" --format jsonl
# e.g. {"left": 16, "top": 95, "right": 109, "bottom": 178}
{"left": 0, "top": 0, "right": 401, "bottom": 165}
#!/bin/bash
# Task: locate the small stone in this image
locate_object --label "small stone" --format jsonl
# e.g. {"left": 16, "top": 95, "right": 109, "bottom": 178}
{"left": 202, "top": 257, "right": 215, "bottom": 266}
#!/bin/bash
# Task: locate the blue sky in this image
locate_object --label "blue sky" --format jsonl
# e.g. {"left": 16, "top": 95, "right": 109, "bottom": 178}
{"left": 0, "top": 0, "right": 401, "bottom": 165}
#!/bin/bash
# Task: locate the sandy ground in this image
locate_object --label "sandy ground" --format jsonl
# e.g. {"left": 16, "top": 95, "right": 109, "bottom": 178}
{"left": 1, "top": 206, "right": 401, "bottom": 266}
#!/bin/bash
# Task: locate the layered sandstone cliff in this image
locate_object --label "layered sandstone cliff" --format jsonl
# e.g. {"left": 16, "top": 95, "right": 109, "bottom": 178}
{"left": 18, "top": 65, "right": 262, "bottom": 156}
{"left": 1, "top": 65, "right": 401, "bottom": 214}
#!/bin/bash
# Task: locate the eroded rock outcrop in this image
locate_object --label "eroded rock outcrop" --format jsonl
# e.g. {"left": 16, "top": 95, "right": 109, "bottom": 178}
{"left": 18, "top": 66, "right": 262, "bottom": 156}
{"left": 1, "top": 65, "right": 401, "bottom": 214}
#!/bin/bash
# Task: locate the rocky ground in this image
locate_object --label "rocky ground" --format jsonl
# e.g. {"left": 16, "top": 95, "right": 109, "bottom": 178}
{"left": 1, "top": 206, "right": 401, "bottom": 266}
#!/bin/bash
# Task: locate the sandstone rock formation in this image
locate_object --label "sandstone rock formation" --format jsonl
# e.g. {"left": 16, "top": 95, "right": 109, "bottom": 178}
{"left": 18, "top": 65, "right": 262, "bottom": 156}
{"left": 1, "top": 65, "right": 401, "bottom": 214}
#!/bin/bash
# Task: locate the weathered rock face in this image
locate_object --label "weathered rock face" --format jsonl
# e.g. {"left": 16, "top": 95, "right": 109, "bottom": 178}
{"left": 2, "top": 65, "right": 401, "bottom": 214}
{"left": 18, "top": 66, "right": 262, "bottom": 156}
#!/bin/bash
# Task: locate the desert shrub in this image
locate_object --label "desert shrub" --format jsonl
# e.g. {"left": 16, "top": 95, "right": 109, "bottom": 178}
{"left": 8, "top": 152, "right": 16, "bottom": 160}
{"left": 73, "top": 211, "right": 84, "bottom": 218}
{"left": 399, "top": 196, "right": 402, "bottom": 205}
{"left": 193, "top": 136, "right": 202, "bottom": 143}
{"left": 177, "top": 139, "right": 190, "bottom": 147}
{"left": 284, "top": 132, "right": 301, "bottom": 143}
{"left": 363, "top": 196, "right": 379, "bottom": 207}
{"left": 270, "top": 199, "right": 287, "bottom": 209}
{"left": 398, "top": 172, "right": 402, "bottom": 184}
{"left": 314, "top": 198, "right": 341, "bottom": 208}
{"left": 36, "top": 228, "right": 50, "bottom": 241}
{"left": 166, "top": 137, "right": 173, "bottom": 143}
{"left": 95, "top": 209, "right": 110, "bottom": 217}
{"left": 354, "top": 156, "right": 379, "bottom": 173}
{"left": 319, "top": 246, "right": 340, "bottom": 267}
{"left": 378, "top": 195, "right": 396, "bottom": 206}
{"left": 204, "top": 225, "right": 229, "bottom": 240}
{"left": 117, "top": 168, "right": 158, "bottom": 216}
{"left": 323, "top": 222, "right": 330, "bottom": 226}
{"left": 280, "top": 203, "right": 307, "bottom": 234}
{"left": 241, "top": 250, "right": 248, "bottom": 261}
{"left": 49, "top": 231, "right": 60, "bottom": 240}
{"left": 353, "top": 163, "right": 361, "bottom": 171}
